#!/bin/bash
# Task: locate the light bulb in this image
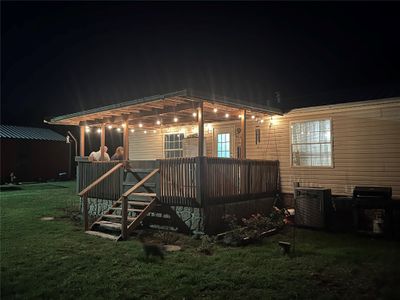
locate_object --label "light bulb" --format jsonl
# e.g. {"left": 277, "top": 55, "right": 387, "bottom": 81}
{"left": 225, "top": 113, "right": 229, "bottom": 118}
{"left": 213, "top": 108, "right": 218, "bottom": 113}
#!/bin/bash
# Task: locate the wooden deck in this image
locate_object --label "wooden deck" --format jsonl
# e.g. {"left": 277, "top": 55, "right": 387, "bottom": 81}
{"left": 76, "top": 156, "right": 280, "bottom": 237}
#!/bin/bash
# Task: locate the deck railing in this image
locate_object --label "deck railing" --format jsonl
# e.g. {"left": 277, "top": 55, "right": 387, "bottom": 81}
{"left": 158, "top": 157, "right": 280, "bottom": 206}
{"left": 158, "top": 157, "right": 198, "bottom": 206}
{"left": 76, "top": 157, "right": 280, "bottom": 208}
{"left": 76, "top": 158, "right": 124, "bottom": 200}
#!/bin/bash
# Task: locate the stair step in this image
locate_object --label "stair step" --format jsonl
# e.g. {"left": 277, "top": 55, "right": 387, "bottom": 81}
{"left": 123, "top": 182, "right": 156, "bottom": 187}
{"left": 95, "top": 221, "right": 121, "bottom": 230}
{"left": 102, "top": 214, "right": 137, "bottom": 221}
{"left": 127, "top": 200, "right": 151, "bottom": 206}
{"left": 126, "top": 168, "right": 156, "bottom": 173}
{"left": 130, "top": 192, "right": 156, "bottom": 197}
{"left": 85, "top": 230, "right": 120, "bottom": 241}
{"left": 108, "top": 208, "right": 144, "bottom": 213}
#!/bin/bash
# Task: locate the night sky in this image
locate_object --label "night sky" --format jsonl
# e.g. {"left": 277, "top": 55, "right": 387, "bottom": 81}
{"left": 2, "top": 1, "right": 400, "bottom": 128}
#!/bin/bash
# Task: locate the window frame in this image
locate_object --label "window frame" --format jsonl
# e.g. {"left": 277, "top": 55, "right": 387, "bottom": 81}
{"left": 289, "top": 118, "right": 334, "bottom": 169}
{"left": 164, "top": 132, "right": 184, "bottom": 158}
{"left": 216, "top": 132, "right": 231, "bottom": 158}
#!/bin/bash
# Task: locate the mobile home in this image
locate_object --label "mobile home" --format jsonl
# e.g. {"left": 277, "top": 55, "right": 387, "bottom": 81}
{"left": 49, "top": 90, "right": 400, "bottom": 240}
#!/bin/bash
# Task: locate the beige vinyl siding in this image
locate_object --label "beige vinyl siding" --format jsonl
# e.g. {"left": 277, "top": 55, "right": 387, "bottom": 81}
{"left": 129, "top": 123, "right": 232, "bottom": 159}
{"left": 246, "top": 98, "right": 400, "bottom": 198}
{"left": 128, "top": 98, "right": 400, "bottom": 198}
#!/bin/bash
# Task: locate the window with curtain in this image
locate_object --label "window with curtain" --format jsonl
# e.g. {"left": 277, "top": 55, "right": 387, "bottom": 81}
{"left": 291, "top": 119, "right": 332, "bottom": 167}
{"left": 164, "top": 133, "right": 184, "bottom": 158}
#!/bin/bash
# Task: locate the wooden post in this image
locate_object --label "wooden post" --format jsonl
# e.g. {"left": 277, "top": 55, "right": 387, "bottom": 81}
{"left": 121, "top": 196, "right": 128, "bottom": 240}
{"left": 197, "top": 102, "right": 204, "bottom": 157}
{"left": 100, "top": 124, "right": 105, "bottom": 161}
{"left": 80, "top": 126, "right": 85, "bottom": 157}
{"left": 83, "top": 196, "right": 89, "bottom": 231}
{"left": 123, "top": 123, "right": 129, "bottom": 161}
{"left": 241, "top": 109, "right": 247, "bottom": 159}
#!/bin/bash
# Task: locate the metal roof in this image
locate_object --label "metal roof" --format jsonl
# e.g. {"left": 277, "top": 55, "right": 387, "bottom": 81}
{"left": 49, "top": 89, "right": 282, "bottom": 125}
{"left": 0, "top": 125, "right": 66, "bottom": 142}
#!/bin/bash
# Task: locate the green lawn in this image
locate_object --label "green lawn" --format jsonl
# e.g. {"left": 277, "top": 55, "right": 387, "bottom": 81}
{"left": 1, "top": 182, "right": 400, "bottom": 299}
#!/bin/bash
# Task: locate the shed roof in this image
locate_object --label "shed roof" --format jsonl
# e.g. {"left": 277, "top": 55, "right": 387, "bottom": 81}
{"left": 49, "top": 89, "right": 282, "bottom": 126}
{"left": 0, "top": 125, "right": 65, "bottom": 142}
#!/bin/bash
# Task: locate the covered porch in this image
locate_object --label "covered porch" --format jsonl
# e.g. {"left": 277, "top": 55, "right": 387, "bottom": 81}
{"left": 50, "top": 90, "right": 282, "bottom": 238}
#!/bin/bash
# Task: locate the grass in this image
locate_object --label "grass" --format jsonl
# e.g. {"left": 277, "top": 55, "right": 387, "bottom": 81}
{"left": 1, "top": 182, "right": 400, "bottom": 299}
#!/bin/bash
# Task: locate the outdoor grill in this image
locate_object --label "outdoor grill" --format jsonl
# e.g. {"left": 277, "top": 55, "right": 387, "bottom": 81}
{"left": 352, "top": 186, "right": 392, "bottom": 234}
{"left": 353, "top": 186, "right": 392, "bottom": 207}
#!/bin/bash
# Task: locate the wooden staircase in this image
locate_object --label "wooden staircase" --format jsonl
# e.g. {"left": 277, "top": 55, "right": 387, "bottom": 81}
{"left": 81, "top": 167, "right": 159, "bottom": 241}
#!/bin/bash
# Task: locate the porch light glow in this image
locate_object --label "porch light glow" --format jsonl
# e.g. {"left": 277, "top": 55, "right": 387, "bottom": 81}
{"left": 108, "top": 125, "right": 112, "bottom": 129}
{"left": 238, "top": 115, "right": 242, "bottom": 119}
{"left": 192, "top": 112, "right": 197, "bottom": 117}
{"left": 156, "top": 120, "right": 161, "bottom": 125}
{"left": 225, "top": 113, "right": 229, "bottom": 118}
{"left": 251, "top": 115, "right": 255, "bottom": 119}
{"left": 139, "top": 123, "right": 143, "bottom": 128}
{"left": 260, "top": 119, "right": 264, "bottom": 123}
{"left": 85, "top": 127, "right": 91, "bottom": 133}
{"left": 213, "top": 108, "right": 218, "bottom": 113}
{"left": 144, "top": 130, "right": 147, "bottom": 134}
{"left": 122, "top": 123, "right": 127, "bottom": 128}
{"left": 130, "top": 129, "right": 135, "bottom": 133}
{"left": 173, "top": 117, "right": 178, "bottom": 122}
{"left": 117, "top": 128, "right": 121, "bottom": 132}
{"left": 153, "top": 130, "right": 157, "bottom": 133}
{"left": 97, "top": 128, "right": 101, "bottom": 134}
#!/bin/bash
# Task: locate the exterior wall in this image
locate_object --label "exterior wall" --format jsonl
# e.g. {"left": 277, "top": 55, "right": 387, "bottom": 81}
{"left": 129, "top": 122, "right": 242, "bottom": 160}
{"left": 127, "top": 98, "right": 400, "bottom": 199}
{"left": 246, "top": 98, "right": 400, "bottom": 199}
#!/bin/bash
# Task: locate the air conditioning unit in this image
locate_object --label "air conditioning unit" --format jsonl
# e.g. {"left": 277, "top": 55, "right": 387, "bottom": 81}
{"left": 294, "top": 187, "right": 332, "bottom": 229}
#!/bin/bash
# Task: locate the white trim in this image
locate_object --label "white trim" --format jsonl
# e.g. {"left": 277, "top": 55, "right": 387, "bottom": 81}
{"left": 289, "top": 118, "right": 334, "bottom": 169}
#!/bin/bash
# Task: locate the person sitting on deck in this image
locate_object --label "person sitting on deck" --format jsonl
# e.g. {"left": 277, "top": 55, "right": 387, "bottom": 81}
{"left": 111, "top": 146, "right": 124, "bottom": 161}
{"left": 88, "top": 146, "right": 110, "bottom": 162}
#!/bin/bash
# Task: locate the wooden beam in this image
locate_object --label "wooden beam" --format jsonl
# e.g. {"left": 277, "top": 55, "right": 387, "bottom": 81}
{"left": 123, "top": 121, "right": 129, "bottom": 160}
{"left": 241, "top": 109, "right": 247, "bottom": 159}
{"left": 80, "top": 126, "right": 85, "bottom": 157}
{"left": 100, "top": 124, "right": 105, "bottom": 160}
{"left": 197, "top": 101, "right": 204, "bottom": 156}
{"left": 82, "top": 102, "right": 198, "bottom": 126}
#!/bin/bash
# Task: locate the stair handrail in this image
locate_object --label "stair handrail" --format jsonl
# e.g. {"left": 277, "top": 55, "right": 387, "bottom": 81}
{"left": 120, "top": 168, "right": 159, "bottom": 240}
{"left": 78, "top": 163, "right": 124, "bottom": 197}
{"left": 122, "top": 168, "right": 159, "bottom": 198}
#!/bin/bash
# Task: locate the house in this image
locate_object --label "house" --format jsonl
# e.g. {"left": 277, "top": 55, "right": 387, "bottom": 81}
{"left": 49, "top": 90, "right": 400, "bottom": 240}
{"left": 0, "top": 125, "right": 70, "bottom": 184}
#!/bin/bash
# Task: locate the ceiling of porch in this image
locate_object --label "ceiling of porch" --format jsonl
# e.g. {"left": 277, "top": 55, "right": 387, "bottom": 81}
{"left": 49, "top": 90, "right": 281, "bottom": 129}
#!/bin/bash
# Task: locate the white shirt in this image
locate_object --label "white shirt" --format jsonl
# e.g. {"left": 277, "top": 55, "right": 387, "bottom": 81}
{"left": 89, "top": 150, "right": 110, "bottom": 162}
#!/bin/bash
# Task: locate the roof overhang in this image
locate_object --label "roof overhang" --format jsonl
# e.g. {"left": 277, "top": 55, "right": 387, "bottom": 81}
{"left": 49, "top": 89, "right": 282, "bottom": 129}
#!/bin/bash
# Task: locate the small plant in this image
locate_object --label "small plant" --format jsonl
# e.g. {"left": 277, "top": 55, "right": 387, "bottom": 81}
{"left": 197, "top": 235, "right": 214, "bottom": 255}
{"left": 220, "top": 208, "right": 286, "bottom": 246}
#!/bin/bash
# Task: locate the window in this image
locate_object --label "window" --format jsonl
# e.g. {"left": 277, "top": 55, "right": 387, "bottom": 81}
{"left": 291, "top": 119, "right": 332, "bottom": 167}
{"left": 217, "top": 133, "right": 230, "bottom": 158}
{"left": 164, "top": 133, "right": 184, "bottom": 158}
{"left": 255, "top": 128, "right": 261, "bottom": 145}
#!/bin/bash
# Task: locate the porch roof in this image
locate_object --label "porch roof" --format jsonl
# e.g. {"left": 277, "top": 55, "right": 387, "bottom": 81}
{"left": 49, "top": 89, "right": 282, "bottom": 128}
